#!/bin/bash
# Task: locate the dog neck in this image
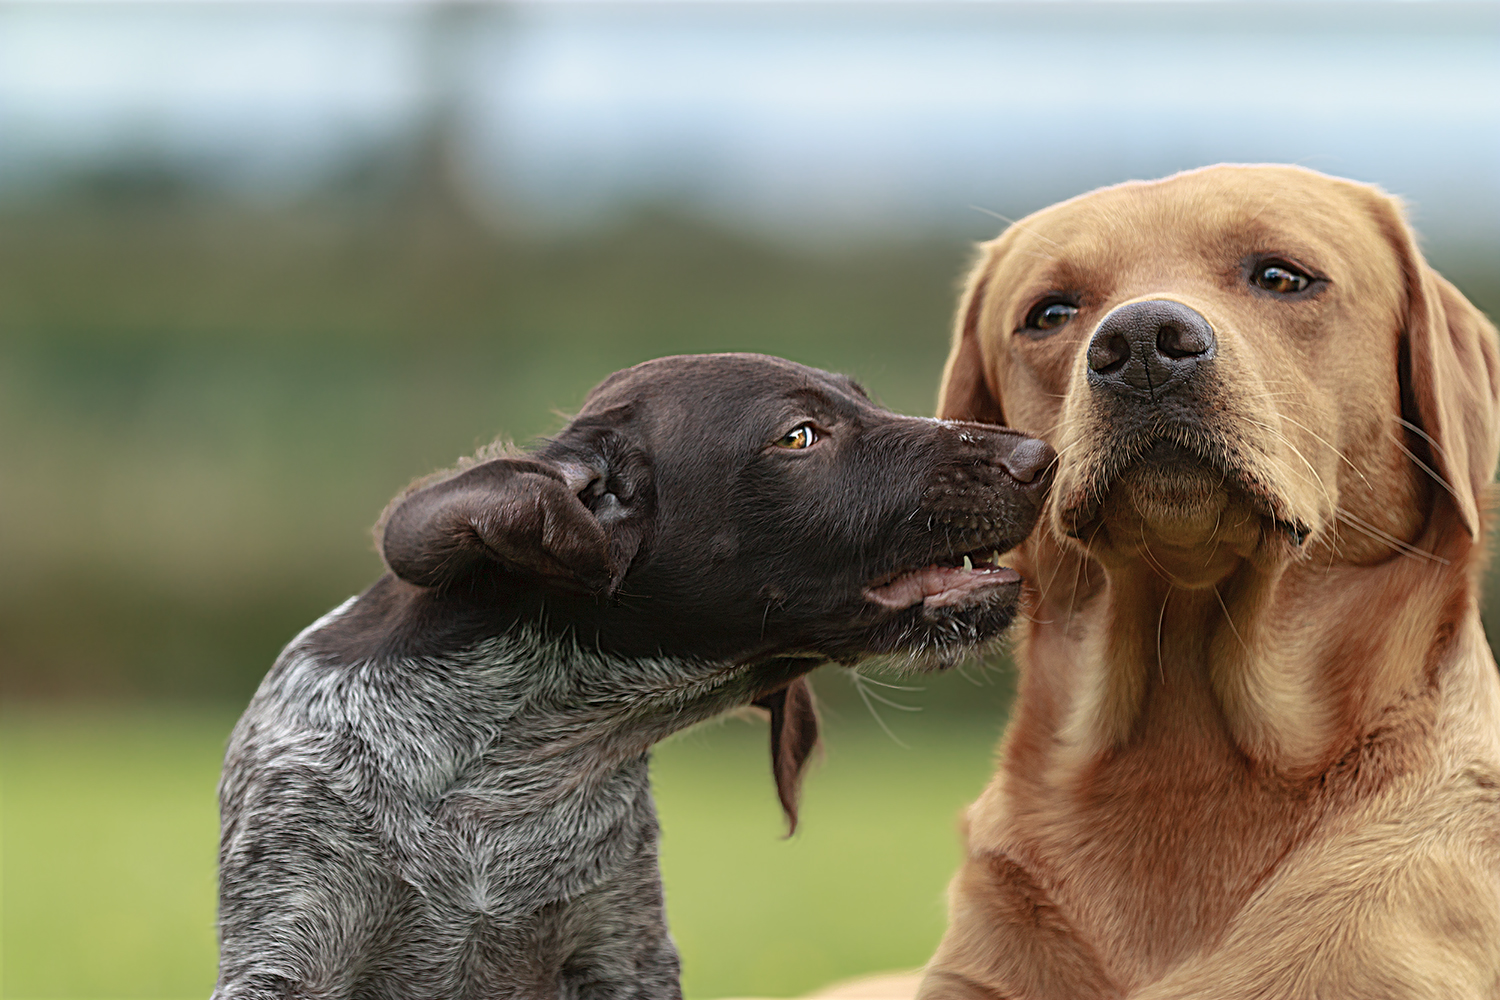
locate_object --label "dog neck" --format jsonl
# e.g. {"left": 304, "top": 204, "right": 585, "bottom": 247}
{"left": 1010, "top": 503, "right": 1485, "bottom": 783}
{"left": 244, "top": 616, "right": 776, "bottom": 931}
{"left": 967, "top": 507, "right": 1493, "bottom": 983}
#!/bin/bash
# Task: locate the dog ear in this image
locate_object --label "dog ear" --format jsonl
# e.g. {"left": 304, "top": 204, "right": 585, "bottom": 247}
{"left": 380, "top": 456, "right": 615, "bottom": 593}
{"left": 938, "top": 241, "right": 1007, "bottom": 425}
{"left": 753, "top": 677, "right": 820, "bottom": 836}
{"left": 1385, "top": 205, "right": 1500, "bottom": 539}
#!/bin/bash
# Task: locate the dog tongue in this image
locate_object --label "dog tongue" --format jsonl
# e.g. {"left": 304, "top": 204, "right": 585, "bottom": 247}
{"left": 865, "top": 565, "right": 1021, "bottom": 611}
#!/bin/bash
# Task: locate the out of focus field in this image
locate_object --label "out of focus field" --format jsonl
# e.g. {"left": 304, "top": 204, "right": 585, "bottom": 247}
{"left": 1, "top": 692, "right": 1011, "bottom": 999}
{"left": 5, "top": 5, "right": 1500, "bottom": 997}
{"left": 5, "top": 179, "right": 1499, "bottom": 1000}
{"left": 0, "top": 205, "right": 972, "bottom": 703}
{"left": 0, "top": 184, "right": 1016, "bottom": 1000}
{"left": 4, "top": 182, "right": 1500, "bottom": 1000}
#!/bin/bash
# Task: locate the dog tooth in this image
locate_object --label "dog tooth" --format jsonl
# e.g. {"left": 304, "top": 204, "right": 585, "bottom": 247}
{"left": 963, "top": 554, "right": 973, "bottom": 571}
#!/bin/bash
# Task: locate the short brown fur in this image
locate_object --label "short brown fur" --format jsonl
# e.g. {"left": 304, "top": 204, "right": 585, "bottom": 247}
{"left": 919, "top": 165, "right": 1500, "bottom": 998}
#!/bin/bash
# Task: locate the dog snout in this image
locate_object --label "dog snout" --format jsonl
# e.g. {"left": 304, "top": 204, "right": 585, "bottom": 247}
{"left": 947, "top": 424, "right": 1056, "bottom": 495}
{"left": 1087, "top": 300, "right": 1216, "bottom": 399}
{"left": 1001, "top": 437, "right": 1056, "bottom": 486}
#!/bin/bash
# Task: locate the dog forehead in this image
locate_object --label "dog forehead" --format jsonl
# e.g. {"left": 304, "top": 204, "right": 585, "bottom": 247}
{"left": 991, "top": 165, "right": 1393, "bottom": 292}
{"left": 576, "top": 353, "right": 868, "bottom": 430}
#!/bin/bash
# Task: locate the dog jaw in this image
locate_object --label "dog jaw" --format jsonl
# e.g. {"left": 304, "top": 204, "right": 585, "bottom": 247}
{"left": 865, "top": 554, "right": 1020, "bottom": 611}
{"left": 1053, "top": 430, "right": 1317, "bottom": 586}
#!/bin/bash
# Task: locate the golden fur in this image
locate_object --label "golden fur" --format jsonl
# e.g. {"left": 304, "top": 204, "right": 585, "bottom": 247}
{"left": 911, "top": 165, "right": 1500, "bottom": 999}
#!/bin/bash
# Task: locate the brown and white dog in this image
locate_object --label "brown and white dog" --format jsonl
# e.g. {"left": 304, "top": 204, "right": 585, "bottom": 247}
{"left": 909, "top": 165, "right": 1500, "bottom": 999}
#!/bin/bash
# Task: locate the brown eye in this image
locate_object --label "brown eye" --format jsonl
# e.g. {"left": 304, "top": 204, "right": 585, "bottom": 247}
{"left": 775, "top": 424, "right": 818, "bottom": 449}
{"left": 1254, "top": 261, "right": 1313, "bottom": 295}
{"left": 1023, "top": 299, "right": 1078, "bottom": 335}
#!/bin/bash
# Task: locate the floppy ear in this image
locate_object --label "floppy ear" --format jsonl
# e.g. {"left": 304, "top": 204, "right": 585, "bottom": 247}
{"left": 752, "top": 677, "right": 820, "bottom": 836}
{"left": 937, "top": 242, "right": 1007, "bottom": 424}
{"left": 381, "top": 456, "right": 615, "bottom": 592}
{"left": 1387, "top": 209, "right": 1500, "bottom": 539}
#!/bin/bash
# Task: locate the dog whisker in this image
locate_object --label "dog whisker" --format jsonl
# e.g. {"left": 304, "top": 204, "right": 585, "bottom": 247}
{"left": 1392, "top": 414, "right": 1454, "bottom": 464}
{"left": 1137, "top": 529, "right": 1185, "bottom": 589}
{"left": 1276, "top": 413, "right": 1374, "bottom": 490}
{"left": 1210, "top": 584, "right": 1250, "bottom": 656}
{"left": 858, "top": 684, "right": 923, "bottom": 712}
{"left": 1035, "top": 547, "right": 1071, "bottom": 613}
{"left": 1066, "top": 520, "right": 1108, "bottom": 631}
{"left": 845, "top": 670, "right": 913, "bottom": 748}
{"left": 849, "top": 670, "right": 925, "bottom": 692}
{"left": 968, "top": 205, "right": 1063, "bottom": 250}
{"left": 1334, "top": 509, "right": 1449, "bottom": 564}
{"left": 1156, "top": 587, "right": 1170, "bottom": 686}
{"left": 1389, "top": 426, "right": 1466, "bottom": 510}
{"left": 1244, "top": 418, "right": 1337, "bottom": 514}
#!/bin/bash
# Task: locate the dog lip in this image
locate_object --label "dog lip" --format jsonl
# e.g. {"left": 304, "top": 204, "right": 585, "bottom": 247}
{"left": 864, "top": 564, "right": 1021, "bottom": 611}
{"left": 862, "top": 540, "right": 1014, "bottom": 590}
{"left": 1061, "top": 432, "right": 1228, "bottom": 526}
{"left": 1138, "top": 439, "right": 1207, "bottom": 467}
{"left": 1062, "top": 437, "right": 1293, "bottom": 540}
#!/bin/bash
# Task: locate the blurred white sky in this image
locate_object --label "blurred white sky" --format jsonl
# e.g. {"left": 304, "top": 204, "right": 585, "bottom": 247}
{"left": 0, "top": 1, "right": 1496, "bottom": 249}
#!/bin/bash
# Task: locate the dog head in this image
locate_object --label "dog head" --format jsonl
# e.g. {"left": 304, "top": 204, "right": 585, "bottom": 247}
{"left": 940, "top": 165, "right": 1500, "bottom": 585}
{"left": 380, "top": 353, "right": 1052, "bottom": 826}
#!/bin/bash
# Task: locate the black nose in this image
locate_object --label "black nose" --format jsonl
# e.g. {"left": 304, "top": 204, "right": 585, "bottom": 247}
{"left": 1086, "top": 300, "right": 1216, "bottom": 399}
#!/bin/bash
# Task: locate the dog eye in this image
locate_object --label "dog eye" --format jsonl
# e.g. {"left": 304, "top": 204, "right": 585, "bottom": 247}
{"left": 1253, "top": 261, "right": 1313, "bottom": 295}
{"left": 774, "top": 424, "right": 819, "bottom": 449}
{"left": 1023, "top": 299, "right": 1078, "bottom": 335}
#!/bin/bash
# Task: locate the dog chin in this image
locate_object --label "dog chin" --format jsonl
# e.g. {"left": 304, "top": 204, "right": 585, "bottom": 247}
{"left": 1061, "top": 440, "right": 1304, "bottom": 567}
{"left": 1110, "top": 461, "right": 1233, "bottom": 543}
{"left": 863, "top": 585, "right": 1022, "bottom": 671}
{"left": 1064, "top": 441, "right": 1222, "bottom": 534}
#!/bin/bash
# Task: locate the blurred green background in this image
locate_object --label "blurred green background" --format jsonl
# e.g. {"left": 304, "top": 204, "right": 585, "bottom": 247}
{"left": 0, "top": 170, "right": 1020, "bottom": 1000}
{"left": 2, "top": 2, "right": 1498, "bottom": 998}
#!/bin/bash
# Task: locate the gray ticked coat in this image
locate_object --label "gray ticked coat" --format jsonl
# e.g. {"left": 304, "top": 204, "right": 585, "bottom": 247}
{"left": 213, "top": 355, "right": 1050, "bottom": 1000}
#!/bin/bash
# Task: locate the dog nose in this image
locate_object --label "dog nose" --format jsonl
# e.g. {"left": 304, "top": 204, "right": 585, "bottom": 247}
{"left": 1086, "top": 300, "right": 1216, "bottom": 399}
{"left": 1001, "top": 437, "right": 1056, "bottom": 485}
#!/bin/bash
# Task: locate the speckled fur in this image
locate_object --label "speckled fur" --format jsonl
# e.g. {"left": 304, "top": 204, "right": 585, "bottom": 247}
{"left": 216, "top": 611, "right": 771, "bottom": 1000}
{"left": 213, "top": 354, "right": 1051, "bottom": 1000}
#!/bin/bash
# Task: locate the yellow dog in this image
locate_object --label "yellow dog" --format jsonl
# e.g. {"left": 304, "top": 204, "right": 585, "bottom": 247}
{"left": 796, "top": 165, "right": 1500, "bottom": 1000}
{"left": 920, "top": 164, "right": 1500, "bottom": 998}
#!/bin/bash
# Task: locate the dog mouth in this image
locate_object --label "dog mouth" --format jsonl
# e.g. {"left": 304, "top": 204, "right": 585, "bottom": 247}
{"left": 863, "top": 547, "right": 1021, "bottom": 611}
{"left": 1063, "top": 435, "right": 1306, "bottom": 544}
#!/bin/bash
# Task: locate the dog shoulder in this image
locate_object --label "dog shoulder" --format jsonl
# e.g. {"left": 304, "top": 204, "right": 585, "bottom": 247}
{"left": 1138, "top": 767, "right": 1500, "bottom": 1000}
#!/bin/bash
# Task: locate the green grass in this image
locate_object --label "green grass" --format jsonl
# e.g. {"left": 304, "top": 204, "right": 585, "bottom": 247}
{"left": 0, "top": 709, "right": 225, "bottom": 1000}
{"left": 1, "top": 701, "right": 1008, "bottom": 999}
